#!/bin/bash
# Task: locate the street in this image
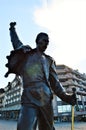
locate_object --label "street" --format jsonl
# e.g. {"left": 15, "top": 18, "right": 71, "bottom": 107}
{"left": 0, "top": 119, "right": 86, "bottom": 130}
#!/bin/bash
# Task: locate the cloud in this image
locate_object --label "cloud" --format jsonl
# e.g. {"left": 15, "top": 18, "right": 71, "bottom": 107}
{"left": 34, "top": 0, "right": 86, "bottom": 73}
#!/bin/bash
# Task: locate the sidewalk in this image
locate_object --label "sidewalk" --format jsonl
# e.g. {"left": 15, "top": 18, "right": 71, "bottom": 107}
{"left": 54, "top": 122, "right": 86, "bottom": 130}
{"left": 0, "top": 119, "right": 86, "bottom": 130}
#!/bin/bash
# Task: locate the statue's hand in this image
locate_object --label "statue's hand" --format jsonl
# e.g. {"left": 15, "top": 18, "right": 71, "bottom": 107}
{"left": 9, "top": 22, "right": 16, "bottom": 29}
{"left": 10, "top": 22, "right": 16, "bottom": 27}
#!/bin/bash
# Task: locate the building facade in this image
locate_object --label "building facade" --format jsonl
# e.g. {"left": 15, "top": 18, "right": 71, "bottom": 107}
{"left": 0, "top": 76, "right": 22, "bottom": 120}
{"left": 53, "top": 65, "right": 86, "bottom": 121}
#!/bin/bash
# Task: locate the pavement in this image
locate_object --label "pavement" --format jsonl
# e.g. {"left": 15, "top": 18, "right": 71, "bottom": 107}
{"left": 0, "top": 119, "right": 17, "bottom": 130}
{"left": 54, "top": 121, "right": 86, "bottom": 130}
{"left": 0, "top": 119, "right": 86, "bottom": 130}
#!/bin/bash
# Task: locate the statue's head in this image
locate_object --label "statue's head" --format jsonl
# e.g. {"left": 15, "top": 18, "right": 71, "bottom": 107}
{"left": 36, "top": 32, "right": 49, "bottom": 52}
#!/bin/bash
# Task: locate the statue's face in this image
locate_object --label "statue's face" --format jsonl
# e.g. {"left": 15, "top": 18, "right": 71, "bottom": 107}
{"left": 37, "top": 36, "right": 49, "bottom": 52}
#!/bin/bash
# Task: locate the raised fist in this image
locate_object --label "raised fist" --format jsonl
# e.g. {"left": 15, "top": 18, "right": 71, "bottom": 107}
{"left": 9, "top": 22, "right": 16, "bottom": 29}
{"left": 10, "top": 22, "right": 16, "bottom": 26}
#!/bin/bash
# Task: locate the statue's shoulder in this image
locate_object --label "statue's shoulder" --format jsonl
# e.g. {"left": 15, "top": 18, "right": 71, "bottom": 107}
{"left": 15, "top": 45, "right": 32, "bottom": 53}
{"left": 8, "top": 45, "right": 32, "bottom": 58}
{"left": 44, "top": 54, "right": 55, "bottom": 62}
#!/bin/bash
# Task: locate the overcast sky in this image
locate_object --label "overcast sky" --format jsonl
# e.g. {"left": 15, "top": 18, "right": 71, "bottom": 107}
{"left": 0, "top": 0, "right": 86, "bottom": 88}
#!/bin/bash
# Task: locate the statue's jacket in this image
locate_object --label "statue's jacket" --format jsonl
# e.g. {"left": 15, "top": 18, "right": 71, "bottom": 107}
{"left": 5, "top": 27, "right": 67, "bottom": 107}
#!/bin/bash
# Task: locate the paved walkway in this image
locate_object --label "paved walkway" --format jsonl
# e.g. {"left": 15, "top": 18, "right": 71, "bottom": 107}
{"left": 0, "top": 119, "right": 86, "bottom": 130}
{"left": 54, "top": 122, "right": 86, "bottom": 130}
{"left": 0, "top": 119, "right": 17, "bottom": 130}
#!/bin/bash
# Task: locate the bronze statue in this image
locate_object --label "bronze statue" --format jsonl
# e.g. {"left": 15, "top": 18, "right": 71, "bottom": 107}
{"left": 5, "top": 22, "right": 76, "bottom": 130}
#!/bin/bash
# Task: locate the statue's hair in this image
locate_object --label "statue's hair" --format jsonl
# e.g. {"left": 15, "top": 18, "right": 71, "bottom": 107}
{"left": 35, "top": 32, "right": 48, "bottom": 44}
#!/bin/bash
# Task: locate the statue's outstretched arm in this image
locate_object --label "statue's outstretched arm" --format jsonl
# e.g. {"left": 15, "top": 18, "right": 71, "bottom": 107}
{"left": 9, "top": 22, "right": 23, "bottom": 49}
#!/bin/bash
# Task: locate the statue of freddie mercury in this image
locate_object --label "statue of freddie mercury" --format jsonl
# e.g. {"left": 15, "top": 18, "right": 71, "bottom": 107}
{"left": 5, "top": 22, "right": 76, "bottom": 130}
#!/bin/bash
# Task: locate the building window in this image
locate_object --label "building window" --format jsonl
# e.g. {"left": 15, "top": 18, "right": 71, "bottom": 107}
{"left": 58, "top": 105, "right": 71, "bottom": 113}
